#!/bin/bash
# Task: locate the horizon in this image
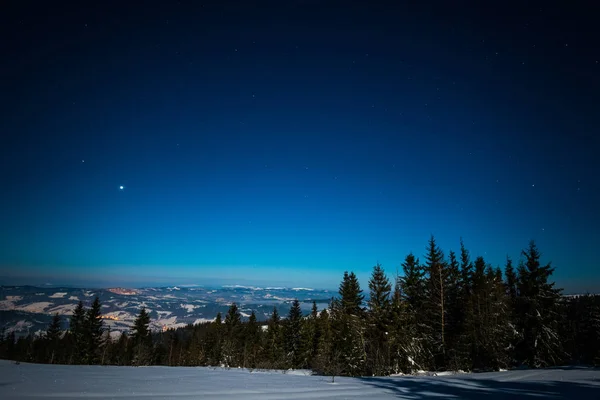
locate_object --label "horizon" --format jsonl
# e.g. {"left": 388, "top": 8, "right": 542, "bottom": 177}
{"left": 1, "top": 255, "right": 598, "bottom": 294}
{"left": 1, "top": 2, "right": 598, "bottom": 294}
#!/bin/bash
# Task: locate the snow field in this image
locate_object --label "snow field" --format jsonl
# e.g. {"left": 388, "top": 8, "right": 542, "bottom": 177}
{"left": 1, "top": 360, "right": 599, "bottom": 399}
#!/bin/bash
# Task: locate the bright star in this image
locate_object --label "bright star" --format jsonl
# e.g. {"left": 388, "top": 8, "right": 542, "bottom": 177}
{"left": 119, "top": 185, "right": 124, "bottom": 190}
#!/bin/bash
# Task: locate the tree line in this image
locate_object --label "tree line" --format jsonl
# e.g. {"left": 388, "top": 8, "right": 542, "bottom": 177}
{"left": 1, "top": 237, "right": 599, "bottom": 376}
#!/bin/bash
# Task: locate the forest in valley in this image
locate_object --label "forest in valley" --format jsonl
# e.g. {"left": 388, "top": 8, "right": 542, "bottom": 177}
{"left": 1, "top": 237, "right": 599, "bottom": 376}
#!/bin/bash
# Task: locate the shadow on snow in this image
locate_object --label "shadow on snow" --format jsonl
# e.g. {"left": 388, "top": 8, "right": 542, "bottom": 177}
{"left": 358, "top": 370, "right": 600, "bottom": 399}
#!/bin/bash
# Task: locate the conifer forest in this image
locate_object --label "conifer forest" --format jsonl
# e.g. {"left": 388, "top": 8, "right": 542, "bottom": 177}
{"left": 2, "top": 238, "right": 599, "bottom": 377}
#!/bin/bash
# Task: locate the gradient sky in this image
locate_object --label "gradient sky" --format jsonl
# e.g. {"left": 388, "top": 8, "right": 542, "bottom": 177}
{"left": 1, "top": 1, "right": 598, "bottom": 292}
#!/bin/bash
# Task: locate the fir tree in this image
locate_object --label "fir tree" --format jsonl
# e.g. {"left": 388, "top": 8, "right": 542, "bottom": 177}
{"left": 332, "top": 271, "right": 366, "bottom": 376}
{"left": 515, "top": 241, "right": 563, "bottom": 367}
{"left": 503, "top": 257, "right": 519, "bottom": 365}
{"left": 223, "top": 303, "right": 243, "bottom": 367}
{"left": 69, "top": 300, "right": 87, "bottom": 364}
{"left": 338, "top": 271, "right": 364, "bottom": 316}
{"left": 131, "top": 307, "right": 152, "bottom": 365}
{"left": 368, "top": 263, "right": 392, "bottom": 325}
{"left": 45, "top": 313, "right": 62, "bottom": 364}
{"left": 466, "top": 256, "right": 487, "bottom": 370}
{"left": 243, "top": 310, "right": 261, "bottom": 368}
{"left": 85, "top": 296, "right": 104, "bottom": 364}
{"left": 132, "top": 307, "right": 151, "bottom": 340}
{"left": 206, "top": 312, "right": 223, "bottom": 366}
{"left": 284, "top": 299, "right": 304, "bottom": 368}
{"left": 263, "top": 307, "right": 284, "bottom": 368}
{"left": 400, "top": 253, "right": 425, "bottom": 310}
{"left": 314, "top": 307, "right": 343, "bottom": 380}
{"left": 304, "top": 301, "right": 321, "bottom": 366}
{"left": 367, "top": 263, "right": 392, "bottom": 375}
{"left": 46, "top": 313, "right": 62, "bottom": 342}
{"left": 395, "top": 252, "right": 429, "bottom": 372}
{"left": 445, "top": 250, "right": 465, "bottom": 370}
{"left": 423, "top": 235, "right": 448, "bottom": 370}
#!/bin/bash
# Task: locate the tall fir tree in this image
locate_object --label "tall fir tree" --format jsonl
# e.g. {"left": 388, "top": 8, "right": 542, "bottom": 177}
{"left": 338, "top": 271, "right": 365, "bottom": 315}
{"left": 45, "top": 313, "right": 62, "bottom": 364}
{"left": 243, "top": 310, "right": 261, "bottom": 368}
{"left": 393, "top": 252, "right": 429, "bottom": 373}
{"left": 85, "top": 296, "right": 104, "bottom": 364}
{"left": 504, "top": 256, "right": 519, "bottom": 365}
{"left": 367, "top": 263, "right": 392, "bottom": 375}
{"left": 223, "top": 303, "right": 243, "bottom": 367}
{"left": 69, "top": 300, "right": 87, "bottom": 364}
{"left": 423, "top": 236, "right": 448, "bottom": 370}
{"left": 314, "top": 308, "right": 340, "bottom": 377}
{"left": 445, "top": 249, "right": 464, "bottom": 370}
{"left": 515, "top": 241, "right": 563, "bottom": 367}
{"left": 302, "top": 301, "right": 321, "bottom": 367}
{"left": 464, "top": 257, "right": 512, "bottom": 371}
{"left": 284, "top": 299, "right": 304, "bottom": 368}
{"left": 131, "top": 307, "right": 152, "bottom": 365}
{"left": 331, "top": 271, "right": 366, "bottom": 376}
{"left": 263, "top": 306, "right": 284, "bottom": 368}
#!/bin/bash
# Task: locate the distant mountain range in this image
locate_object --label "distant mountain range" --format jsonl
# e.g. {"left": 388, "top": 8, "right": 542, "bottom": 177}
{"left": 0, "top": 285, "right": 333, "bottom": 338}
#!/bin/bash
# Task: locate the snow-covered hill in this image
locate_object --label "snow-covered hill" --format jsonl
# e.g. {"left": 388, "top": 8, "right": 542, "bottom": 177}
{"left": 1, "top": 360, "right": 599, "bottom": 399}
{"left": 0, "top": 285, "right": 333, "bottom": 337}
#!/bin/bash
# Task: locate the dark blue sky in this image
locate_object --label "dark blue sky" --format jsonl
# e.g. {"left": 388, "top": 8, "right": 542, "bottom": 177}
{"left": 1, "top": 1, "right": 598, "bottom": 291}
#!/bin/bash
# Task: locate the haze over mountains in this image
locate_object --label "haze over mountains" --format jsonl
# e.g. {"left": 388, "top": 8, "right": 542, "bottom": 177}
{"left": 0, "top": 285, "right": 332, "bottom": 337}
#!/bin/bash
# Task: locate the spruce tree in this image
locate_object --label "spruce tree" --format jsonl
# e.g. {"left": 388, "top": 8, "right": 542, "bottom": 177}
{"left": 223, "top": 303, "right": 243, "bottom": 367}
{"left": 263, "top": 307, "right": 284, "bottom": 368}
{"left": 515, "top": 241, "right": 563, "bottom": 367}
{"left": 206, "top": 312, "right": 223, "bottom": 366}
{"left": 503, "top": 257, "right": 519, "bottom": 365}
{"left": 331, "top": 271, "right": 366, "bottom": 376}
{"left": 368, "top": 263, "right": 392, "bottom": 325}
{"left": 445, "top": 250, "right": 464, "bottom": 370}
{"left": 447, "top": 239, "right": 475, "bottom": 371}
{"left": 85, "top": 297, "right": 104, "bottom": 364}
{"left": 466, "top": 256, "right": 489, "bottom": 370}
{"left": 314, "top": 308, "right": 339, "bottom": 377}
{"left": 131, "top": 307, "right": 152, "bottom": 365}
{"left": 423, "top": 236, "right": 448, "bottom": 370}
{"left": 338, "top": 271, "right": 364, "bottom": 315}
{"left": 367, "top": 263, "right": 392, "bottom": 375}
{"left": 46, "top": 313, "right": 62, "bottom": 342}
{"left": 302, "top": 301, "right": 321, "bottom": 368}
{"left": 46, "top": 313, "right": 62, "bottom": 364}
{"left": 243, "top": 310, "right": 261, "bottom": 368}
{"left": 400, "top": 253, "right": 425, "bottom": 310}
{"left": 69, "top": 301, "right": 87, "bottom": 364}
{"left": 395, "top": 252, "right": 429, "bottom": 372}
{"left": 284, "top": 299, "right": 304, "bottom": 368}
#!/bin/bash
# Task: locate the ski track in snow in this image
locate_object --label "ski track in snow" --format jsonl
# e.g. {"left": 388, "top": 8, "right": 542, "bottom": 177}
{"left": 1, "top": 361, "right": 599, "bottom": 399}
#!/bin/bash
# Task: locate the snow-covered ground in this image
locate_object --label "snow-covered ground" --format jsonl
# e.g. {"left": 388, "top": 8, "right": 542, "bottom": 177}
{"left": 1, "top": 360, "right": 599, "bottom": 399}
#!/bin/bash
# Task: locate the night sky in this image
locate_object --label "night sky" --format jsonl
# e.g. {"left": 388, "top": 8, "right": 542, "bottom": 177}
{"left": 1, "top": 1, "right": 598, "bottom": 291}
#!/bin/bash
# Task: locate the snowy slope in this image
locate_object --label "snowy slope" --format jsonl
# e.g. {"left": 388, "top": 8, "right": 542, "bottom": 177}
{"left": 1, "top": 360, "right": 599, "bottom": 399}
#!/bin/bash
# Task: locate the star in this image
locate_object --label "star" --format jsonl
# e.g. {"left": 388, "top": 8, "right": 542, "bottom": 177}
{"left": 119, "top": 185, "right": 124, "bottom": 190}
